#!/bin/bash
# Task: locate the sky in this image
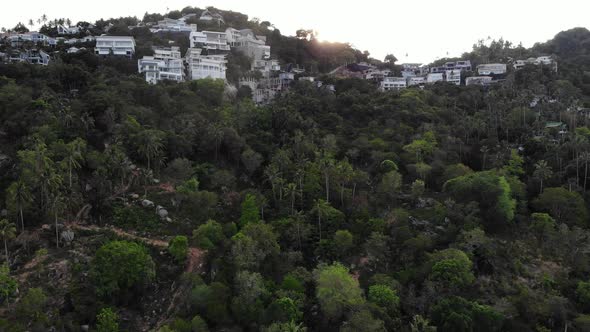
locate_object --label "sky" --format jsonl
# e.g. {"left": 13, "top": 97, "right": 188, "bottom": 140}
{"left": 1, "top": 0, "right": 589, "bottom": 64}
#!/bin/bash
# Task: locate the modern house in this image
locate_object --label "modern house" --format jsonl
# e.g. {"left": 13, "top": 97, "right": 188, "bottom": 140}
{"left": 253, "top": 59, "right": 281, "bottom": 76}
{"left": 138, "top": 47, "right": 184, "bottom": 84}
{"left": 94, "top": 36, "right": 135, "bottom": 57}
{"left": 514, "top": 56, "right": 555, "bottom": 70}
{"left": 185, "top": 48, "right": 227, "bottom": 80}
{"left": 189, "top": 31, "right": 230, "bottom": 52}
{"left": 407, "top": 76, "right": 426, "bottom": 86}
{"left": 8, "top": 32, "right": 51, "bottom": 47}
{"left": 431, "top": 60, "right": 472, "bottom": 73}
{"left": 426, "top": 72, "right": 444, "bottom": 84}
{"left": 445, "top": 69, "right": 461, "bottom": 85}
{"left": 465, "top": 76, "right": 493, "bottom": 86}
{"left": 152, "top": 18, "right": 197, "bottom": 33}
{"left": 226, "top": 28, "right": 270, "bottom": 61}
{"left": 8, "top": 49, "right": 50, "bottom": 65}
{"left": 199, "top": 9, "right": 225, "bottom": 24}
{"left": 477, "top": 63, "right": 507, "bottom": 75}
{"left": 57, "top": 25, "right": 81, "bottom": 35}
{"left": 380, "top": 77, "right": 407, "bottom": 91}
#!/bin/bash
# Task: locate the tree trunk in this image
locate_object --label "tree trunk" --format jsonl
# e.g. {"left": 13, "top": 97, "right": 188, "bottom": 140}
{"left": 291, "top": 192, "right": 295, "bottom": 215}
{"left": 540, "top": 179, "right": 544, "bottom": 195}
{"left": 352, "top": 183, "right": 357, "bottom": 203}
{"left": 19, "top": 207, "right": 24, "bottom": 232}
{"left": 317, "top": 209, "right": 322, "bottom": 241}
{"left": 324, "top": 172, "right": 329, "bottom": 203}
{"left": 55, "top": 212, "right": 59, "bottom": 248}
{"left": 69, "top": 159, "right": 72, "bottom": 188}
{"left": 585, "top": 160, "right": 589, "bottom": 193}
{"left": 4, "top": 238, "right": 8, "bottom": 265}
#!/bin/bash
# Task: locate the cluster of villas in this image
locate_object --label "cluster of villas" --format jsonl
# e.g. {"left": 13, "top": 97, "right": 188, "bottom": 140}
{"left": 378, "top": 56, "right": 557, "bottom": 91}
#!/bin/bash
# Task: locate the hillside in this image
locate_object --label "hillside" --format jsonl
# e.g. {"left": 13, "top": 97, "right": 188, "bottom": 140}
{"left": 2, "top": 5, "right": 590, "bottom": 332}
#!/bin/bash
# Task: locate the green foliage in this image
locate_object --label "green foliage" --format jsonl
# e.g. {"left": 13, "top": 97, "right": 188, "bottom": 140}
{"left": 96, "top": 307, "right": 119, "bottom": 332}
{"left": 168, "top": 236, "right": 189, "bottom": 263}
{"left": 91, "top": 241, "right": 155, "bottom": 298}
{"left": 368, "top": 284, "right": 400, "bottom": 312}
{"left": 314, "top": 263, "right": 364, "bottom": 319}
{"left": 193, "top": 220, "right": 224, "bottom": 250}
{"left": 532, "top": 187, "right": 589, "bottom": 226}
{"left": 112, "top": 205, "right": 160, "bottom": 231}
{"left": 190, "top": 315, "right": 209, "bottom": 332}
{"left": 0, "top": 264, "right": 17, "bottom": 302}
{"left": 16, "top": 288, "right": 47, "bottom": 323}
{"left": 577, "top": 281, "right": 590, "bottom": 310}
{"left": 429, "top": 249, "right": 475, "bottom": 289}
{"left": 444, "top": 171, "right": 516, "bottom": 228}
{"left": 340, "top": 309, "right": 386, "bottom": 332}
{"left": 431, "top": 296, "right": 503, "bottom": 332}
{"left": 239, "top": 193, "right": 260, "bottom": 227}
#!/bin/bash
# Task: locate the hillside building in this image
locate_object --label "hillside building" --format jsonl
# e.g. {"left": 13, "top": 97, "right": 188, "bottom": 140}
{"left": 185, "top": 48, "right": 227, "bottom": 80}
{"left": 138, "top": 47, "right": 184, "bottom": 84}
{"left": 95, "top": 36, "right": 135, "bottom": 57}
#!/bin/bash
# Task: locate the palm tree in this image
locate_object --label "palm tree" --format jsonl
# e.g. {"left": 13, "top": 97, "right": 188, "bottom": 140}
{"left": 0, "top": 220, "right": 16, "bottom": 265}
{"left": 285, "top": 183, "right": 298, "bottom": 215}
{"left": 534, "top": 160, "right": 553, "bottom": 194}
{"left": 41, "top": 14, "right": 47, "bottom": 24}
{"left": 313, "top": 199, "right": 331, "bottom": 241}
{"left": 480, "top": 145, "right": 489, "bottom": 170}
{"left": 7, "top": 179, "right": 32, "bottom": 232}
{"left": 50, "top": 194, "right": 65, "bottom": 248}
{"left": 581, "top": 152, "right": 590, "bottom": 192}
{"left": 28, "top": 19, "right": 34, "bottom": 29}
{"left": 64, "top": 138, "right": 86, "bottom": 188}
{"left": 136, "top": 129, "right": 164, "bottom": 171}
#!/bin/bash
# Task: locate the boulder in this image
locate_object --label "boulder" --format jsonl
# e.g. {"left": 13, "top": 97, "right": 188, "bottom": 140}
{"left": 142, "top": 199, "right": 154, "bottom": 208}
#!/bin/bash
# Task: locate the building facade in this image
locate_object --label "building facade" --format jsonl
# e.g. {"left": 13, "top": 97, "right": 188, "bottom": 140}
{"left": 185, "top": 48, "right": 227, "bottom": 80}
{"left": 138, "top": 47, "right": 184, "bottom": 84}
{"left": 477, "top": 63, "right": 507, "bottom": 75}
{"left": 95, "top": 36, "right": 135, "bottom": 57}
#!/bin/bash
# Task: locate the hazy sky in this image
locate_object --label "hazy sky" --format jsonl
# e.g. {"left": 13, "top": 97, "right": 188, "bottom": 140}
{"left": 2, "top": 0, "right": 589, "bottom": 63}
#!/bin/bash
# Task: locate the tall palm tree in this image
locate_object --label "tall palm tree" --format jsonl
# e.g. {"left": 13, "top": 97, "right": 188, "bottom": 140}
{"left": 0, "top": 220, "right": 16, "bottom": 265}
{"left": 7, "top": 179, "right": 31, "bottom": 232}
{"left": 28, "top": 19, "right": 34, "bottom": 29}
{"left": 41, "top": 14, "right": 47, "bottom": 24}
{"left": 534, "top": 160, "right": 553, "bottom": 194}
{"left": 581, "top": 152, "right": 590, "bottom": 192}
{"left": 64, "top": 138, "right": 86, "bottom": 188}
{"left": 136, "top": 129, "right": 164, "bottom": 171}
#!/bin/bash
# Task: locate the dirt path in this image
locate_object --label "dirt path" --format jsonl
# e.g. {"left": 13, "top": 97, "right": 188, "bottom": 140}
{"left": 68, "top": 223, "right": 170, "bottom": 248}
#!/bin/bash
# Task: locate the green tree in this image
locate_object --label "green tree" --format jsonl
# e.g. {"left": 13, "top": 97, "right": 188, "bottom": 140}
{"left": 532, "top": 187, "right": 588, "bottom": 226}
{"left": 136, "top": 129, "right": 165, "bottom": 171}
{"left": 240, "top": 193, "right": 260, "bottom": 226}
{"left": 444, "top": 171, "right": 516, "bottom": 229}
{"left": 91, "top": 241, "right": 156, "bottom": 298}
{"left": 193, "top": 220, "right": 224, "bottom": 250}
{"left": 368, "top": 284, "right": 400, "bottom": 313}
{"left": 16, "top": 287, "right": 47, "bottom": 324}
{"left": 6, "top": 179, "right": 32, "bottom": 232}
{"left": 0, "top": 264, "right": 17, "bottom": 304}
{"left": 191, "top": 315, "right": 209, "bottom": 332}
{"left": 533, "top": 160, "right": 553, "bottom": 194}
{"left": 340, "top": 309, "right": 386, "bottom": 332}
{"left": 577, "top": 281, "right": 590, "bottom": 310}
{"left": 314, "top": 263, "right": 364, "bottom": 320}
{"left": 96, "top": 307, "right": 119, "bottom": 332}
{"left": 62, "top": 138, "right": 86, "bottom": 188}
{"left": 169, "top": 236, "right": 189, "bottom": 263}
{"left": 0, "top": 220, "right": 16, "bottom": 265}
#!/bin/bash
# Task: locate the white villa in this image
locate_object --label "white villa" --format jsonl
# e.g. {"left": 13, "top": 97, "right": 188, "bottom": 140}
{"left": 199, "top": 9, "right": 225, "bottom": 24}
{"left": 380, "top": 77, "right": 407, "bottom": 91}
{"left": 152, "top": 18, "right": 197, "bottom": 33}
{"left": 185, "top": 48, "right": 227, "bottom": 80}
{"left": 57, "top": 25, "right": 81, "bottom": 35}
{"left": 466, "top": 76, "right": 493, "bottom": 86}
{"left": 226, "top": 28, "right": 270, "bottom": 61}
{"left": 95, "top": 36, "right": 135, "bottom": 57}
{"left": 426, "top": 72, "right": 444, "bottom": 84}
{"left": 189, "top": 31, "right": 230, "bottom": 52}
{"left": 138, "top": 47, "right": 184, "bottom": 84}
{"left": 477, "top": 63, "right": 507, "bottom": 75}
{"left": 514, "top": 56, "right": 555, "bottom": 70}
{"left": 446, "top": 69, "right": 461, "bottom": 85}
